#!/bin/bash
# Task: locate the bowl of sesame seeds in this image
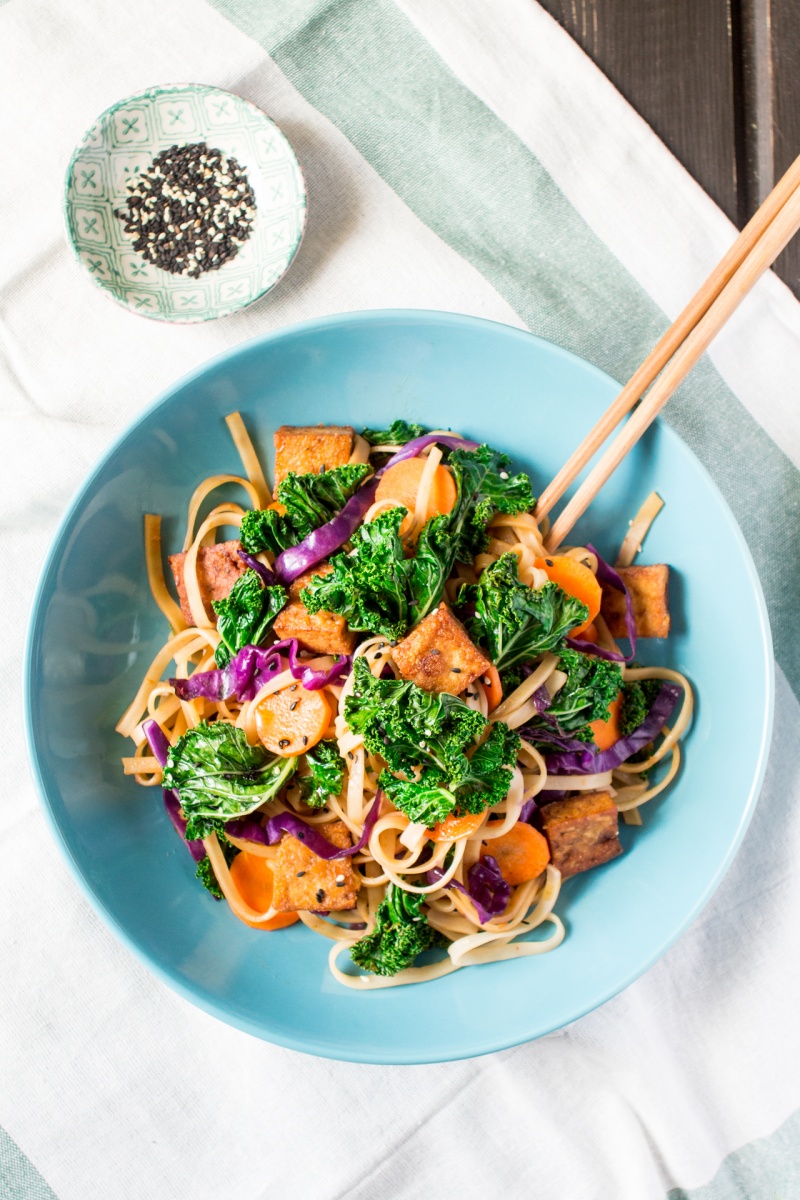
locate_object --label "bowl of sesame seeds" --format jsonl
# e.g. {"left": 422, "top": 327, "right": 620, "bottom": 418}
{"left": 64, "top": 84, "right": 307, "bottom": 322}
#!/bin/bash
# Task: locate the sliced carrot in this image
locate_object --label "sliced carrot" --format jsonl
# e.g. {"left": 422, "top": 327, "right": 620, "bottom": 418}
{"left": 580, "top": 622, "right": 599, "bottom": 644}
{"left": 589, "top": 690, "right": 623, "bottom": 751}
{"left": 255, "top": 684, "right": 332, "bottom": 757}
{"left": 480, "top": 823, "right": 550, "bottom": 886}
{"left": 375, "top": 457, "right": 457, "bottom": 533}
{"left": 229, "top": 852, "right": 299, "bottom": 930}
{"left": 482, "top": 663, "right": 503, "bottom": 712}
{"left": 268, "top": 500, "right": 287, "bottom": 515}
{"left": 428, "top": 810, "right": 486, "bottom": 841}
{"left": 534, "top": 554, "right": 602, "bottom": 638}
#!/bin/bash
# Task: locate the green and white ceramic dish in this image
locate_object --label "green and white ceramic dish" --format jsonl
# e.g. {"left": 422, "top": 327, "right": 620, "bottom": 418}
{"left": 64, "top": 84, "right": 307, "bottom": 322}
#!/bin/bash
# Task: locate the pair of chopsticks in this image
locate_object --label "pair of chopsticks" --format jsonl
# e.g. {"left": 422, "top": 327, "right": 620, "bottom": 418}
{"left": 537, "top": 153, "right": 800, "bottom": 551}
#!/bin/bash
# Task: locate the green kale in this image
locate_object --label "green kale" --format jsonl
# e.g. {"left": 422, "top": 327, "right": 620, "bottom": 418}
{"left": 406, "top": 445, "right": 534, "bottom": 625}
{"left": 212, "top": 570, "right": 287, "bottom": 667}
{"left": 344, "top": 658, "right": 518, "bottom": 826}
{"left": 163, "top": 721, "right": 297, "bottom": 829}
{"left": 301, "top": 507, "right": 410, "bottom": 640}
{"left": 619, "top": 678, "right": 663, "bottom": 736}
{"left": 463, "top": 552, "right": 589, "bottom": 671}
{"left": 361, "top": 420, "right": 427, "bottom": 446}
{"left": 499, "top": 664, "right": 525, "bottom": 695}
{"left": 350, "top": 883, "right": 446, "bottom": 976}
{"left": 298, "top": 739, "right": 346, "bottom": 808}
{"left": 526, "top": 647, "right": 623, "bottom": 740}
{"left": 239, "top": 463, "right": 371, "bottom": 555}
{"left": 195, "top": 832, "right": 238, "bottom": 900}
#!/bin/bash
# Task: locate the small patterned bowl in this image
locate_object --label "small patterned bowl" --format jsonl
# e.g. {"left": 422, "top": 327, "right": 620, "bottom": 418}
{"left": 64, "top": 84, "right": 307, "bottom": 322}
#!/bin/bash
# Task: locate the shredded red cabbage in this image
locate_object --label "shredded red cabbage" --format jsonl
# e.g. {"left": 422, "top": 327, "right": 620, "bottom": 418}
{"left": 518, "top": 723, "right": 590, "bottom": 753}
{"left": 272, "top": 434, "right": 479, "bottom": 583}
{"left": 237, "top": 548, "right": 278, "bottom": 586}
{"left": 170, "top": 639, "right": 351, "bottom": 702}
{"left": 518, "top": 798, "right": 537, "bottom": 823}
{"left": 426, "top": 854, "right": 511, "bottom": 924}
{"left": 143, "top": 719, "right": 205, "bottom": 862}
{"left": 226, "top": 790, "right": 383, "bottom": 859}
{"left": 545, "top": 682, "right": 681, "bottom": 774}
{"left": 532, "top": 684, "right": 552, "bottom": 713}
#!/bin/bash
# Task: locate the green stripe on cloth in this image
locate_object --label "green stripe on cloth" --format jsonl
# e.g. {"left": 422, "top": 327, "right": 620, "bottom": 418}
{"left": 0, "top": 1128, "right": 58, "bottom": 1200}
{"left": 668, "top": 1107, "right": 800, "bottom": 1199}
{"left": 213, "top": 0, "right": 800, "bottom": 694}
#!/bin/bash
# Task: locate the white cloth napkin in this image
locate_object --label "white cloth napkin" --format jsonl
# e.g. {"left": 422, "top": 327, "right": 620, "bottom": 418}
{"left": 1, "top": 2, "right": 799, "bottom": 1197}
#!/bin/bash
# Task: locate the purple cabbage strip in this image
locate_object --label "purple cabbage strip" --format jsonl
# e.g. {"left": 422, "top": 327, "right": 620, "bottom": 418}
{"left": 518, "top": 798, "right": 538, "bottom": 823}
{"left": 170, "top": 639, "right": 351, "bottom": 703}
{"left": 142, "top": 719, "right": 205, "bottom": 863}
{"left": 272, "top": 434, "right": 479, "bottom": 584}
{"left": 587, "top": 543, "right": 636, "bottom": 661}
{"left": 426, "top": 854, "right": 511, "bottom": 924}
{"left": 544, "top": 682, "right": 682, "bottom": 775}
{"left": 532, "top": 684, "right": 552, "bottom": 713}
{"left": 237, "top": 548, "right": 278, "bottom": 586}
{"left": 225, "top": 790, "right": 383, "bottom": 860}
{"left": 538, "top": 790, "right": 568, "bottom": 803}
{"left": 565, "top": 637, "right": 626, "bottom": 663}
{"left": 518, "top": 723, "right": 590, "bottom": 753}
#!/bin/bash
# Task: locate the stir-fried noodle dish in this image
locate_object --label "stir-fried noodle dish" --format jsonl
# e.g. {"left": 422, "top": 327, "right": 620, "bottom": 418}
{"left": 118, "top": 417, "right": 693, "bottom": 989}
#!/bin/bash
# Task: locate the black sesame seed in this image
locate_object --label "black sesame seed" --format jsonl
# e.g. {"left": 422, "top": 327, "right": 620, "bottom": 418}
{"left": 316, "top": 888, "right": 325, "bottom": 903}
{"left": 335, "top": 875, "right": 345, "bottom": 887}
{"left": 289, "top": 700, "right": 299, "bottom": 711}
{"left": 302, "top": 735, "right": 308, "bottom": 746}
{"left": 451, "top": 667, "right": 462, "bottom": 673}
{"left": 296, "top": 870, "right": 306, "bottom": 878}
{"left": 545, "top": 558, "right": 554, "bottom": 567}
{"left": 278, "top": 738, "right": 291, "bottom": 749}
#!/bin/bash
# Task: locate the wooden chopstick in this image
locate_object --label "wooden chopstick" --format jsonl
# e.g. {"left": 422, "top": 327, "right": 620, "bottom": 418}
{"left": 535, "top": 151, "right": 800, "bottom": 527}
{"left": 541, "top": 153, "right": 800, "bottom": 552}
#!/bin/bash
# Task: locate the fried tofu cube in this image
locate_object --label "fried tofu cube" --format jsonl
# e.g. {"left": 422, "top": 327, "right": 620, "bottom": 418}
{"left": 273, "top": 425, "right": 354, "bottom": 486}
{"left": 601, "top": 564, "right": 670, "bottom": 639}
{"left": 273, "top": 564, "right": 357, "bottom": 656}
{"left": 393, "top": 602, "right": 492, "bottom": 695}
{"left": 540, "top": 791, "right": 622, "bottom": 879}
{"left": 271, "top": 819, "right": 358, "bottom": 912}
{"left": 169, "top": 539, "right": 247, "bottom": 625}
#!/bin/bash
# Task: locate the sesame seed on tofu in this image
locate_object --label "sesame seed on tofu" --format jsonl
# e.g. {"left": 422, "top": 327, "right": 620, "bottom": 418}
{"left": 393, "top": 602, "right": 492, "bottom": 695}
{"left": 273, "top": 425, "right": 354, "bottom": 486}
{"left": 271, "top": 819, "right": 358, "bottom": 913}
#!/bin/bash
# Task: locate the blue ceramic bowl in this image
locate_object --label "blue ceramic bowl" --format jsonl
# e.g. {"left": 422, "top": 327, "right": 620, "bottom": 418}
{"left": 24, "top": 311, "right": 773, "bottom": 1063}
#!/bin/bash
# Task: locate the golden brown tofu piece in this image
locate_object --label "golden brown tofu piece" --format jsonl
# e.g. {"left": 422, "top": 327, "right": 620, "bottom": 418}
{"left": 393, "top": 602, "right": 492, "bottom": 695}
{"left": 540, "top": 792, "right": 622, "bottom": 879}
{"left": 169, "top": 539, "right": 248, "bottom": 625}
{"left": 271, "top": 819, "right": 358, "bottom": 912}
{"left": 601, "top": 564, "right": 671, "bottom": 639}
{"left": 273, "top": 425, "right": 354, "bottom": 486}
{"left": 273, "top": 564, "right": 357, "bottom": 656}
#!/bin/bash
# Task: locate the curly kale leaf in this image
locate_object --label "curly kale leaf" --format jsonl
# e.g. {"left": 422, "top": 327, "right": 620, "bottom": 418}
{"left": 361, "top": 420, "right": 427, "bottom": 446}
{"left": 163, "top": 721, "right": 297, "bottom": 827}
{"left": 620, "top": 678, "right": 663, "bottom": 736}
{"left": 212, "top": 570, "right": 287, "bottom": 667}
{"left": 525, "top": 647, "right": 623, "bottom": 745}
{"left": 463, "top": 552, "right": 589, "bottom": 671}
{"left": 195, "top": 832, "right": 238, "bottom": 900}
{"left": 406, "top": 446, "right": 534, "bottom": 624}
{"left": 350, "top": 884, "right": 446, "bottom": 976}
{"left": 298, "top": 740, "right": 346, "bottom": 808}
{"left": 345, "top": 658, "right": 516, "bottom": 825}
{"left": 301, "top": 507, "right": 410, "bottom": 640}
{"left": 239, "top": 463, "right": 371, "bottom": 555}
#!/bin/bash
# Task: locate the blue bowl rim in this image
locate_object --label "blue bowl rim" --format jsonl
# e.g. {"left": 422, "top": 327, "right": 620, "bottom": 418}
{"left": 23, "top": 308, "right": 775, "bottom": 1063}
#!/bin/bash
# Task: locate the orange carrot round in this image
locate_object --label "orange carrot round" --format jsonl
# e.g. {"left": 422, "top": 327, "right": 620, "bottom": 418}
{"left": 480, "top": 823, "right": 550, "bottom": 886}
{"left": 255, "top": 684, "right": 332, "bottom": 757}
{"left": 534, "top": 554, "right": 602, "bottom": 638}
{"left": 375, "top": 457, "right": 457, "bottom": 533}
{"left": 229, "top": 852, "right": 299, "bottom": 930}
{"left": 429, "top": 810, "right": 486, "bottom": 841}
{"left": 589, "top": 690, "right": 623, "bottom": 751}
{"left": 482, "top": 664, "right": 503, "bottom": 712}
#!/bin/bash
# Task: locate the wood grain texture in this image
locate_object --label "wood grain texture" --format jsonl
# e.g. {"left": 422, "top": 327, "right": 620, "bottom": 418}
{"left": 537, "top": 0, "right": 738, "bottom": 222}
{"left": 771, "top": 0, "right": 800, "bottom": 293}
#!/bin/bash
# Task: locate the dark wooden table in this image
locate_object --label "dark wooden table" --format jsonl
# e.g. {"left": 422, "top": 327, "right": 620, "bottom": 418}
{"left": 539, "top": 0, "right": 800, "bottom": 297}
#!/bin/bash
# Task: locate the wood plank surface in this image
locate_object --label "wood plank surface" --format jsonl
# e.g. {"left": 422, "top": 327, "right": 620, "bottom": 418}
{"left": 538, "top": 0, "right": 800, "bottom": 299}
